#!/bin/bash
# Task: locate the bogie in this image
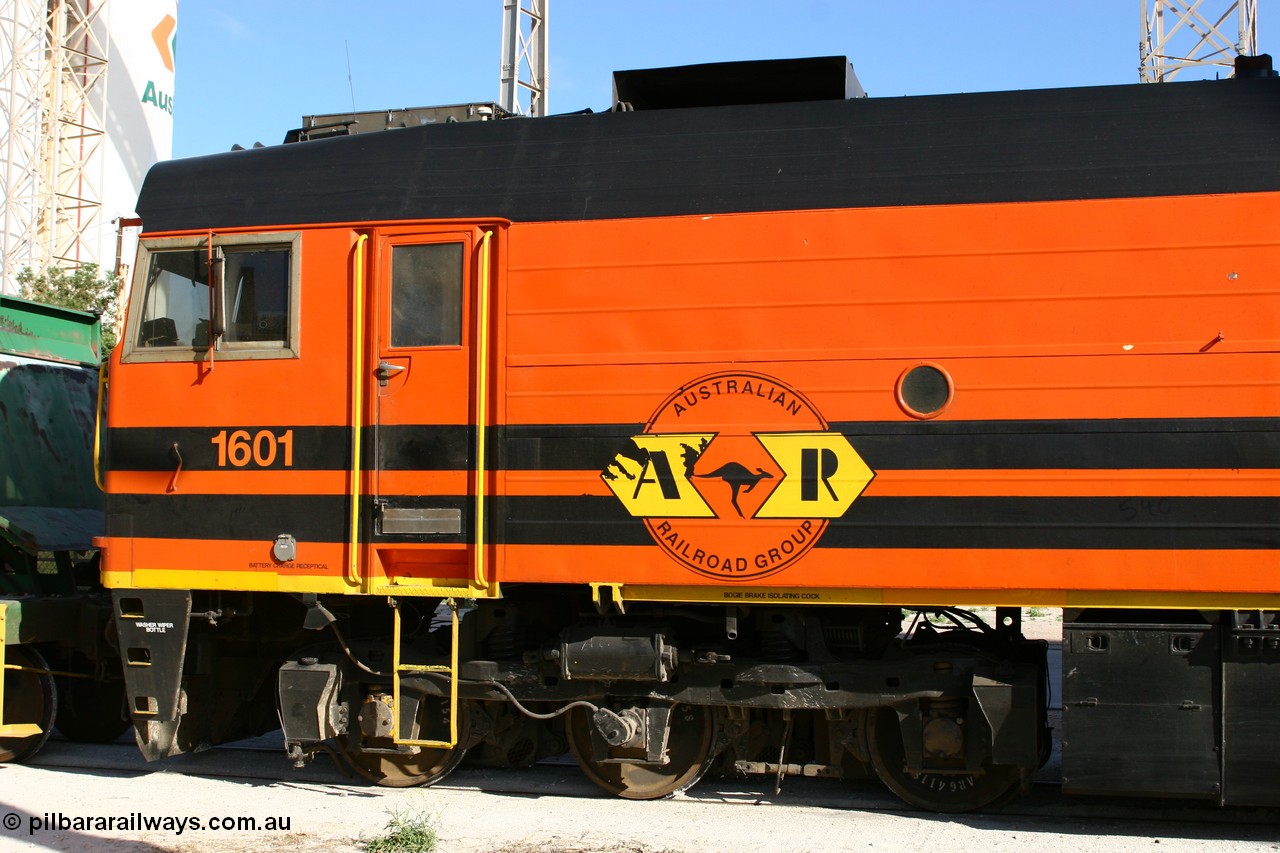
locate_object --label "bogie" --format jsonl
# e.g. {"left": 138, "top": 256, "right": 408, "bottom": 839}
{"left": 263, "top": 595, "right": 1045, "bottom": 807}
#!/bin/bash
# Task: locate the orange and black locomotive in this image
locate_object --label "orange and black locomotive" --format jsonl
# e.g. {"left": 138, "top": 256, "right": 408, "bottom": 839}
{"left": 99, "top": 57, "right": 1280, "bottom": 810}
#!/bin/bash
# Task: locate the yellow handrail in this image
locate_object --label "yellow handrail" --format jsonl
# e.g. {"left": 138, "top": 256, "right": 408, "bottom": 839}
{"left": 474, "top": 231, "right": 494, "bottom": 590}
{"left": 93, "top": 359, "right": 107, "bottom": 492}
{"left": 348, "top": 234, "right": 369, "bottom": 589}
{"left": 391, "top": 598, "right": 459, "bottom": 748}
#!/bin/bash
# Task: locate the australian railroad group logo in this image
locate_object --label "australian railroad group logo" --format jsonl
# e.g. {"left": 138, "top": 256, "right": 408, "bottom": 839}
{"left": 601, "top": 371, "right": 874, "bottom": 581}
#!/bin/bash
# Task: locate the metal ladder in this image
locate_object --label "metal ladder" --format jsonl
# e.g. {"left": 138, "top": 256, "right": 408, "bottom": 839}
{"left": 390, "top": 598, "right": 460, "bottom": 748}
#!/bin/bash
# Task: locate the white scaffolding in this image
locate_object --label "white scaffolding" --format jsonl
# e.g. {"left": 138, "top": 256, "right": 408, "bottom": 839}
{"left": 1140, "top": 0, "right": 1259, "bottom": 82}
{"left": 499, "top": 0, "right": 548, "bottom": 117}
{"left": 0, "top": 0, "right": 108, "bottom": 292}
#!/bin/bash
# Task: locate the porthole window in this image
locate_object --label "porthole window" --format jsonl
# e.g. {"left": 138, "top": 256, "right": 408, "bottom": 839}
{"left": 896, "top": 363, "right": 953, "bottom": 419}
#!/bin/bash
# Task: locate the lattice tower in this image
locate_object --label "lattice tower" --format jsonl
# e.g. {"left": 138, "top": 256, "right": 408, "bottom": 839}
{"left": 0, "top": 0, "right": 108, "bottom": 292}
{"left": 500, "top": 0, "right": 548, "bottom": 117}
{"left": 1141, "top": 0, "right": 1259, "bottom": 82}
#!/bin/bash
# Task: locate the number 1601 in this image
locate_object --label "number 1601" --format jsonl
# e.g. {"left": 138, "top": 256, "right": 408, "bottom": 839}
{"left": 210, "top": 429, "right": 294, "bottom": 468}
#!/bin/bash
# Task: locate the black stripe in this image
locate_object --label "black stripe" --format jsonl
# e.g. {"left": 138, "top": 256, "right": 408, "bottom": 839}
{"left": 832, "top": 418, "right": 1280, "bottom": 471}
{"left": 109, "top": 426, "right": 351, "bottom": 472}
{"left": 496, "top": 495, "right": 1280, "bottom": 551}
{"left": 376, "top": 425, "right": 471, "bottom": 471}
{"left": 104, "top": 492, "right": 475, "bottom": 544}
{"left": 108, "top": 425, "right": 473, "bottom": 472}
{"left": 105, "top": 494, "right": 349, "bottom": 541}
{"left": 500, "top": 418, "right": 1280, "bottom": 472}
{"left": 499, "top": 495, "right": 651, "bottom": 546}
{"left": 110, "top": 418, "right": 1280, "bottom": 475}
{"left": 495, "top": 424, "right": 645, "bottom": 472}
{"left": 821, "top": 496, "right": 1280, "bottom": 550}
{"left": 102, "top": 493, "right": 640, "bottom": 546}
{"left": 138, "top": 78, "right": 1280, "bottom": 232}
{"left": 103, "top": 492, "right": 1280, "bottom": 551}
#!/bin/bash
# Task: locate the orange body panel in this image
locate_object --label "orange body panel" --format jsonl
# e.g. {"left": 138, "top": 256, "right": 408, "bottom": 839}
{"left": 502, "top": 194, "right": 1280, "bottom": 424}
{"left": 103, "top": 192, "right": 1280, "bottom": 606}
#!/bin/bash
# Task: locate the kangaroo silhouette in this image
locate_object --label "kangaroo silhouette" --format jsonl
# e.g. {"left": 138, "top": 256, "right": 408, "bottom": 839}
{"left": 695, "top": 461, "right": 773, "bottom": 517}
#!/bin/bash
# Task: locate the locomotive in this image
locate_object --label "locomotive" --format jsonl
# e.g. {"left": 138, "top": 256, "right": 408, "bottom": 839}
{"left": 98, "top": 56, "right": 1280, "bottom": 812}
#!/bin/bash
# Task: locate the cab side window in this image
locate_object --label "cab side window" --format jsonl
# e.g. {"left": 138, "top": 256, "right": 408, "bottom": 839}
{"left": 223, "top": 247, "right": 290, "bottom": 343}
{"left": 124, "top": 233, "right": 300, "bottom": 362}
{"left": 135, "top": 249, "right": 209, "bottom": 348}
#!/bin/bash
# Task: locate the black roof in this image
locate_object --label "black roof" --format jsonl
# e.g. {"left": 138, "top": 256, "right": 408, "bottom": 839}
{"left": 136, "top": 77, "right": 1280, "bottom": 234}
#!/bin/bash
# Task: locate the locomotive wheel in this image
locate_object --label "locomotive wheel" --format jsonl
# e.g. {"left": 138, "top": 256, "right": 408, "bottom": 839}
{"left": 55, "top": 675, "right": 129, "bottom": 744}
{"left": 566, "top": 703, "right": 715, "bottom": 800}
{"left": 867, "top": 706, "right": 1029, "bottom": 813}
{"left": 0, "top": 646, "right": 57, "bottom": 763}
{"left": 337, "top": 696, "right": 472, "bottom": 788}
{"left": 54, "top": 655, "right": 129, "bottom": 744}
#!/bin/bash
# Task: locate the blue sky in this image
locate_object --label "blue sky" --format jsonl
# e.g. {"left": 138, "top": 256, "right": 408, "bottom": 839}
{"left": 172, "top": 1, "right": 1263, "bottom": 158}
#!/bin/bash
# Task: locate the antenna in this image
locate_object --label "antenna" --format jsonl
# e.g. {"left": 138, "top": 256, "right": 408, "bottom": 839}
{"left": 345, "top": 41, "right": 357, "bottom": 119}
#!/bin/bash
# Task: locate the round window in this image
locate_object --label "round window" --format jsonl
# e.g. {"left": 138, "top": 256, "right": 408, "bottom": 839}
{"left": 896, "top": 363, "right": 953, "bottom": 419}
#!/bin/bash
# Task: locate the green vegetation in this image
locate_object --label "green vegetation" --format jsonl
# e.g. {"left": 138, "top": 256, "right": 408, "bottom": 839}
{"left": 362, "top": 803, "right": 439, "bottom": 853}
{"left": 18, "top": 263, "right": 121, "bottom": 351}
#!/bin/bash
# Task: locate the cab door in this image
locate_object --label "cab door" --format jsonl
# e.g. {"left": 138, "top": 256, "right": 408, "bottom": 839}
{"left": 369, "top": 228, "right": 482, "bottom": 583}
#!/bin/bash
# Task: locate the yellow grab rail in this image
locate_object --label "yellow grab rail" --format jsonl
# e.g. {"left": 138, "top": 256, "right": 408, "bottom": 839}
{"left": 348, "top": 234, "right": 369, "bottom": 589}
{"left": 474, "top": 230, "right": 494, "bottom": 590}
{"left": 93, "top": 359, "right": 107, "bottom": 492}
